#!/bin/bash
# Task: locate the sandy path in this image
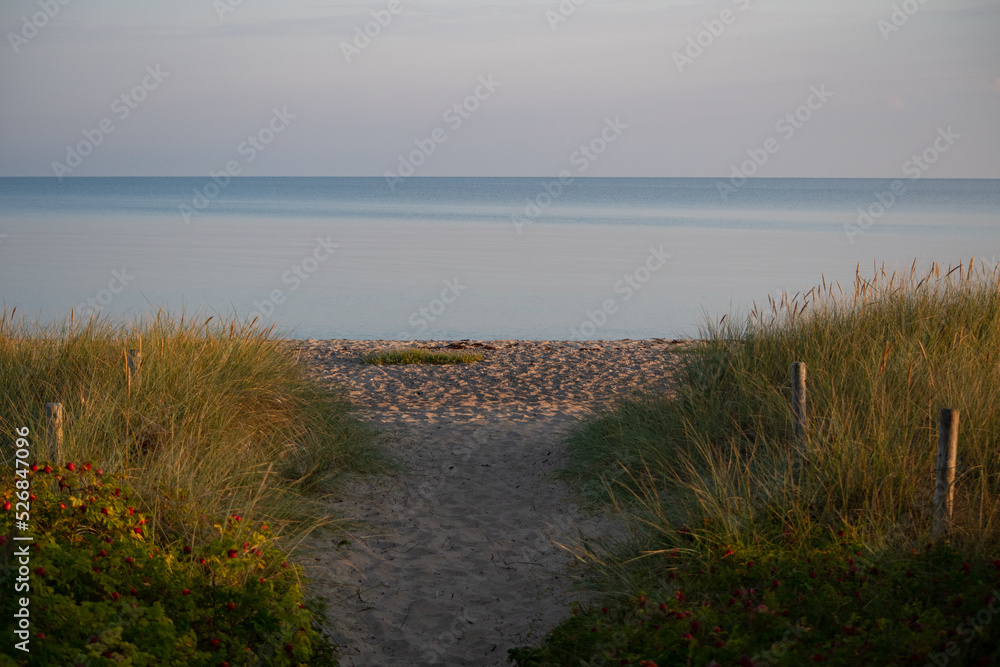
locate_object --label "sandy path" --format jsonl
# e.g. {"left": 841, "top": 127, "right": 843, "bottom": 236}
{"left": 294, "top": 339, "right": 687, "bottom": 666}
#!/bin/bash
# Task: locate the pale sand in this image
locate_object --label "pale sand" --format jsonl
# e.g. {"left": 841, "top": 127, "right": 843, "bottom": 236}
{"left": 293, "top": 339, "right": 690, "bottom": 666}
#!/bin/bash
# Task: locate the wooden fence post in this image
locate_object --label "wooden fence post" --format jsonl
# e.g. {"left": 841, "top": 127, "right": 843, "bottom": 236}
{"left": 127, "top": 349, "right": 141, "bottom": 390}
{"left": 933, "top": 408, "right": 960, "bottom": 541}
{"left": 45, "top": 402, "right": 63, "bottom": 463}
{"left": 791, "top": 362, "right": 807, "bottom": 444}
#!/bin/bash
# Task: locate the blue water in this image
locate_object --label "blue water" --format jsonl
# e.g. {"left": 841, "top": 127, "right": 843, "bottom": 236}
{"left": 1, "top": 177, "right": 999, "bottom": 340}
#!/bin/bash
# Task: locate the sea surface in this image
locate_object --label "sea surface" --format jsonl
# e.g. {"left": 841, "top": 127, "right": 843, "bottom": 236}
{"left": 1, "top": 177, "right": 998, "bottom": 340}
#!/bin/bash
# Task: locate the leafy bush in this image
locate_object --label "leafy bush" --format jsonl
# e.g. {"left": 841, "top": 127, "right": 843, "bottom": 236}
{"left": 0, "top": 463, "right": 337, "bottom": 666}
{"left": 510, "top": 530, "right": 1000, "bottom": 666}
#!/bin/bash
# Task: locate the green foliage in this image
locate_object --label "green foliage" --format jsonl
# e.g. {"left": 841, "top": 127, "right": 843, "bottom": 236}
{"left": 361, "top": 348, "right": 484, "bottom": 365}
{"left": 510, "top": 532, "right": 1000, "bottom": 666}
{"left": 0, "top": 463, "right": 337, "bottom": 666}
{"left": 562, "top": 263, "right": 1000, "bottom": 552}
{"left": 0, "top": 312, "right": 386, "bottom": 542}
{"left": 526, "top": 262, "right": 1000, "bottom": 665}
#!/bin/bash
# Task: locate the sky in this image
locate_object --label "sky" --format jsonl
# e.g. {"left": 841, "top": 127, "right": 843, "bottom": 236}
{"left": 1, "top": 0, "right": 998, "bottom": 178}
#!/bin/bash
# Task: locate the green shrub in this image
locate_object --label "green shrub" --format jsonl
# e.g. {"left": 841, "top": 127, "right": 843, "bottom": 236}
{"left": 510, "top": 530, "right": 1000, "bottom": 666}
{"left": 0, "top": 463, "right": 337, "bottom": 666}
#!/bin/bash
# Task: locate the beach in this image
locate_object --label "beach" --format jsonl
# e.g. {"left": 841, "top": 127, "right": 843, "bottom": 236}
{"left": 293, "top": 339, "right": 691, "bottom": 666}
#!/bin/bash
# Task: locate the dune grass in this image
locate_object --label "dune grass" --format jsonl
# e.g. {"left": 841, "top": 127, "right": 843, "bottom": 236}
{"left": 514, "top": 260, "right": 1000, "bottom": 665}
{"left": 564, "top": 259, "right": 1000, "bottom": 555}
{"left": 0, "top": 311, "right": 388, "bottom": 547}
{"left": 362, "top": 348, "right": 484, "bottom": 365}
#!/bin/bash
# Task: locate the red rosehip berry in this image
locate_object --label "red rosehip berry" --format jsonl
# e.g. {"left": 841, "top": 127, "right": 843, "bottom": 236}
{"left": 259, "top": 577, "right": 265, "bottom": 584}
{"left": 134, "top": 526, "right": 142, "bottom": 535}
{"left": 227, "top": 602, "right": 236, "bottom": 610}
{"left": 772, "top": 579, "right": 780, "bottom": 588}
{"left": 101, "top": 507, "right": 110, "bottom": 515}
{"left": 111, "top": 592, "right": 120, "bottom": 600}
{"left": 228, "top": 549, "right": 237, "bottom": 558}
{"left": 30, "top": 464, "right": 38, "bottom": 472}
{"left": 284, "top": 643, "right": 294, "bottom": 653}
{"left": 1, "top": 502, "right": 10, "bottom": 511}
{"left": 66, "top": 463, "right": 75, "bottom": 471}
{"left": 98, "top": 549, "right": 107, "bottom": 557}
{"left": 125, "top": 556, "right": 134, "bottom": 564}
{"left": 182, "top": 589, "right": 191, "bottom": 596}
{"left": 34, "top": 567, "right": 45, "bottom": 576}
{"left": 43, "top": 466, "right": 51, "bottom": 473}
{"left": 130, "top": 587, "right": 138, "bottom": 595}
{"left": 184, "top": 545, "right": 192, "bottom": 554}
{"left": 210, "top": 638, "right": 220, "bottom": 647}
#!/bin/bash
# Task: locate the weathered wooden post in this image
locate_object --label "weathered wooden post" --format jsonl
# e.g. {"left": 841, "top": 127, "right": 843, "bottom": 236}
{"left": 791, "top": 362, "right": 807, "bottom": 444}
{"left": 127, "top": 349, "right": 141, "bottom": 390}
{"left": 933, "top": 408, "right": 960, "bottom": 541}
{"left": 45, "top": 402, "right": 63, "bottom": 463}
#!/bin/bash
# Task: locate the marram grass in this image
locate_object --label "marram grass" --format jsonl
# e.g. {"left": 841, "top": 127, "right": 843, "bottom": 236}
{"left": 516, "top": 260, "right": 1000, "bottom": 665}
{"left": 0, "top": 311, "right": 387, "bottom": 547}
{"left": 563, "top": 259, "right": 1000, "bottom": 564}
{"left": 362, "top": 348, "right": 484, "bottom": 365}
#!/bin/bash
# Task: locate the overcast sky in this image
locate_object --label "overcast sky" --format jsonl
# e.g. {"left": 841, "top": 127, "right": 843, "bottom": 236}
{"left": 1, "top": 0, "right": 998, "bottom": 178}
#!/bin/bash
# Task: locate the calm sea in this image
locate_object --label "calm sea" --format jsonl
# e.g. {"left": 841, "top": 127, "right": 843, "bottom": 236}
{"left": 1, "top": 177, "right": 998, "bottom": 340}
